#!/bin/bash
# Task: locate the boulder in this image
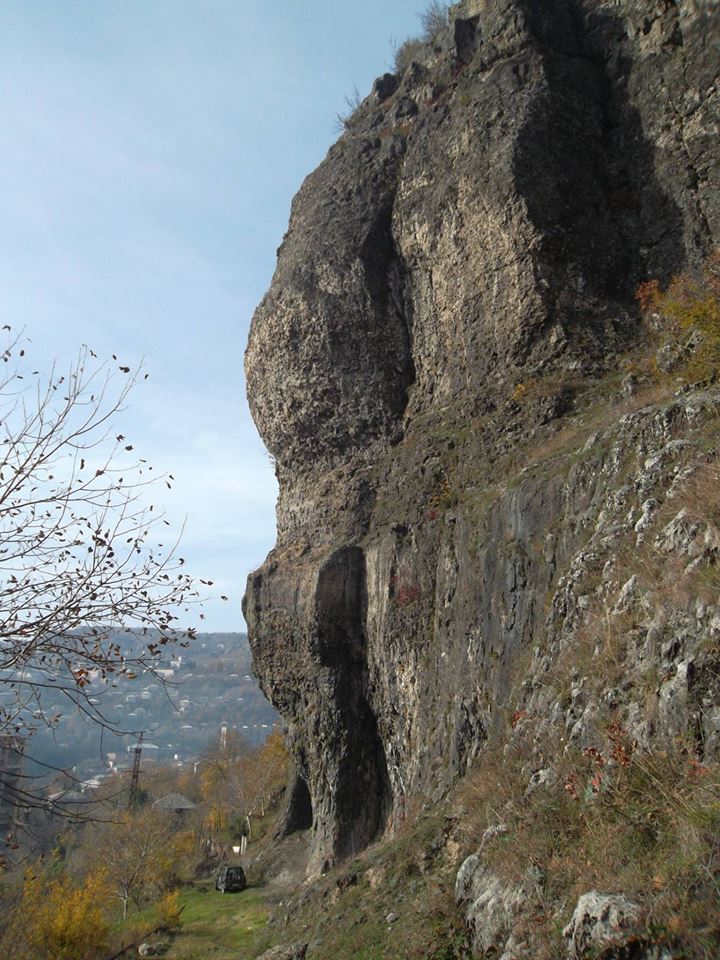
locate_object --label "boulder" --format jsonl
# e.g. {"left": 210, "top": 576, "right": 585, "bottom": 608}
{"left": 137, "top": 945, "right": 168, "bottom": 959}
{"left": 563, "top": 892, "right": 642, "bottom": 959}
{"left": 254, "top": 944, "right": 308, "bottom": 960}
{"left": 372, "top": 73, "right": 398, "bottom": 101}
{"left": 456, "top": 852, "right": 538, "bottom": 957}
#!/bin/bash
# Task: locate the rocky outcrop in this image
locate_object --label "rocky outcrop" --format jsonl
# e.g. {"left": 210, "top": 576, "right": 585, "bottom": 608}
{"left": 456, "top": 845, "right": 541, "bottom": 958}
{"left": 563, "top": 893, "right": 643, "bottom": 959}
{"left": 244, "top": 0, "right": 719, "bottom": 875}
{"left": 254, "top": 944, "right": 308, "bottom": 960}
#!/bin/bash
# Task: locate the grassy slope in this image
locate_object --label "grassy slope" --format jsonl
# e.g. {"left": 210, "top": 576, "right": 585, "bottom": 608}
{"left": 128, "top": 885, "right": 271, "bottom": 960}
{"left": 261, "top": 812, "right": 471, "bottom": 960}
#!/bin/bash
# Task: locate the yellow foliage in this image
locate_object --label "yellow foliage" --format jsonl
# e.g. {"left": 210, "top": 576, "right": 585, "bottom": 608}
{"left": 85, "top": 807, "right": 196, "bottom": 918}
{"left": 200, "top": 728, "right": 288, "bottom": 836}
{"left": 154, "top": 889, "right": 183, "bottom": 931}
{"left": 13, "top": 868, "right": 111, "bottom": 960}
{"left": 259, "top": 729, "right": 289, "bottom": 780}
{"left": 638, "top": 250, "right": 720, "bottom": 381}
{"left": 206, "top": 803, "right": 226, "bottom": 832}
{"left": 200, "top": 761, "right": 226, "bottom": 800}
{"left": 511, "top": 381, "right": 528, "bottom": 402}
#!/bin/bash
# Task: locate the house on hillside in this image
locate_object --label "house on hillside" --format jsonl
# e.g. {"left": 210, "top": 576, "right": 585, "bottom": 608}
{"left": 152, "top": 792, "right": 197, "bottom": 818}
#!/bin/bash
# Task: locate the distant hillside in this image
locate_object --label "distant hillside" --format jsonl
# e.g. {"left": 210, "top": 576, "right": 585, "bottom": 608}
{"left": 26, "top": 632, "right": 278, "bottom": 782}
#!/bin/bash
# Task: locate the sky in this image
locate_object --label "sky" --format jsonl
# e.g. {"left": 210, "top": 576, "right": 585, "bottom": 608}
{"left": 0, "top": 0, "right": 429, "bottom": 631}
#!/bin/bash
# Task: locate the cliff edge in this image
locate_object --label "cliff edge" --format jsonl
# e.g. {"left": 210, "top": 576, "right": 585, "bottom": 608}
{"left": 244, "top": 0, "right": 719, "bottom": 894}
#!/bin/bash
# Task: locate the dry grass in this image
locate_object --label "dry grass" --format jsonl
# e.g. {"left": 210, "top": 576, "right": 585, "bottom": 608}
{"left": 264, "top": 808, "right": 472, "bottom": 960}
{"left": 455, "top": 439, "right": 720, "bottom": 958}
{"left": 335, "top": 86, "right": 363, "bottom": 132}
{"left": 663, "top": 460, "right": 720, "bottom": 531}
{"left": 520, "top": 379, "right": 676, "bottom": 472}
{"left": 420, "top": 1, "right": 448, "bottom": 39}
{"left": 545, "top": 605, "right": 638, "bottom": 706}
{"left": 459, "top": 724, "right": 720, "bottom": 959}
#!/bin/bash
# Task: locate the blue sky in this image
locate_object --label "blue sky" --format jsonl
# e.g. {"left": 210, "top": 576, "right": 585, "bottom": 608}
{"left": 0, "top": 0, "right": 428, "bottom": 630}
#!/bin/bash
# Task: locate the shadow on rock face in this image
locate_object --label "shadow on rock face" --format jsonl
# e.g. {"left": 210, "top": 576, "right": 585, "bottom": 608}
{"left": 513, "top": 0, "right": 686, "bottom": 346}
{"left": 245, "top": 546, "right": 391, "bottom": 874}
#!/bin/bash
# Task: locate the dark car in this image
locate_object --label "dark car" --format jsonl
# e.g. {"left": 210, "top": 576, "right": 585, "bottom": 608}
{"left": 215, "top": 865, "right": 247, "bottom": 893}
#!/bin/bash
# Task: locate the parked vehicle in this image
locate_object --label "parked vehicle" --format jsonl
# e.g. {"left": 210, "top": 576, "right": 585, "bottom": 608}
{"left": 214, "top": 865, "right": 247, "bottom": 893}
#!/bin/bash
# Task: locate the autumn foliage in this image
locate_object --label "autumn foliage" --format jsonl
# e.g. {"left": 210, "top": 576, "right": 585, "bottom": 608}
{"left": 86, "top": 807, "right": 196, "bottom": 919}
{"left": 200, "top": 728, "right": 288, "bottom": 838}
{"left": 636, "top": 250, "right": 720, "bottom": 381}
{"left": 5, "top": 868, "right": 112, "bottom": 960}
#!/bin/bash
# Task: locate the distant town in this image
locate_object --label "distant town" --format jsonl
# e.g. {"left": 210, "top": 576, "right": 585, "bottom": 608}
{"left": 4, "top": 632, "right": 278, "bottom": 793}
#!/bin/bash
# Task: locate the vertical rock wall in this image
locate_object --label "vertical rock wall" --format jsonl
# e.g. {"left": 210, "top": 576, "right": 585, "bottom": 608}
{"left": 244, "top": 0, "right": 719, "bottom": 873}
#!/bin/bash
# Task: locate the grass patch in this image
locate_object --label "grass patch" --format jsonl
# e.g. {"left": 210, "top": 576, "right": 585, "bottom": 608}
{"left": 123, "top": 885, "right": 271, "bottom": 960}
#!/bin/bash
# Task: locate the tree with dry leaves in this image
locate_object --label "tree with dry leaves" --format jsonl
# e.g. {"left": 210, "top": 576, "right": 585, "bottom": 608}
{"left": 82, "top": 805, "right": 196, "bottom": 919}
{"left": 1, "top": 864, "right": 113, "bottom": 960}
{"left": 0, "top": 332, "right": 200, "bottom": 831}
{"left": 200, "top": 728, "right": 287, "bottom": 839}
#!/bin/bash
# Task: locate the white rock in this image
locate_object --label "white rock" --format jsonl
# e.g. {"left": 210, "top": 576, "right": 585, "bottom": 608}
{"left": 456, "top": 850, "right": 540, "bottom": 958}
{"left": 563, "top": 891, "right": 641, "bottom": 959}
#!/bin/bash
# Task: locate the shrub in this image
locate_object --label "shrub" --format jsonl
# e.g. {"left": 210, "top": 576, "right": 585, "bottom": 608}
{"left": 420, "top": 1, "right": 449, "bottom": 40}
{"left": 4, "top": 868, "right": 112, "bottom": 960}
{"left": 393, "top": 36, "right": 425, "bottom": 74}
{"left": 335, "top": 86, "right": 363, "bottom": 132}
{"left": 636, "top": 250, "right": 720, "bottom": 382}
{"left": 392, "top": 2, "right": 448, "bottom": 75}
{"left": 511, "top": 382, "right": 528, "bottom": 402}
{"left": 154, "top": 890, "right": 183, "bottom": 932}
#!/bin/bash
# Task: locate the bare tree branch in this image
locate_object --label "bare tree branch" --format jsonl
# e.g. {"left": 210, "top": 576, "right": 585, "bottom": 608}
{"left": 0, "top": 334, "right": 202, "bottom": 834}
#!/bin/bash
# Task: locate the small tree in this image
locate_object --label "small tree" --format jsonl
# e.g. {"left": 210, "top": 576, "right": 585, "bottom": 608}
{"left": 85, "top": 806, "right": 195, "bottom": 919}
{"left": 420, "top": 1, "right": 448, "bottom": 40}
{"left": 0, "top": 333, "right": 201, "bottom": 828}
{"left": 200, "top": 728, "right": 287, "bottom": 840}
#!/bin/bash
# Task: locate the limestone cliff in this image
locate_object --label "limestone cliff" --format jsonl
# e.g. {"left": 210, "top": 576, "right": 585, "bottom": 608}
{"left": 243, "top": 0, "right": 719, "bottom": 886}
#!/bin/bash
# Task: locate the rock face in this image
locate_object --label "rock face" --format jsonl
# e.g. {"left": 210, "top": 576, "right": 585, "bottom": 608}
{"left": 244, "top": 0, "right": 719, "bottom": 875}
{"left": 254, "top": 944, "right": 308, "bottom": 960}
{"left": 563, "top": 892, "right": 642, "bottom": 959}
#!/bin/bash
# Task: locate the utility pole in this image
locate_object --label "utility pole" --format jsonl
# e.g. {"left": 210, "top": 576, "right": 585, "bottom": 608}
{"left": 128, "top": 731, "right": 144, "bottom": 809}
